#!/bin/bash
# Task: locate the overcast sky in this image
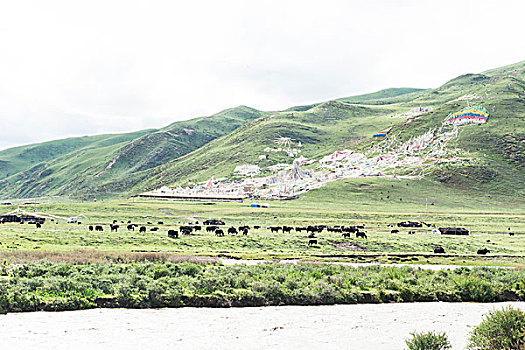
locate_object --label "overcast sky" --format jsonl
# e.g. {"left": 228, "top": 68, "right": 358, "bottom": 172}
{"left": 0, "top": 0, "right": 524, "bottom": 150}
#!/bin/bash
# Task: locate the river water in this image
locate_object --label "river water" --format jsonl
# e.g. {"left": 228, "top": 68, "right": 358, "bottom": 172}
{"left": 219, "top": 258, "right": 512, "bottom": 270}
{"left": 1, "top": 302, "right": 523, "bottom": 350}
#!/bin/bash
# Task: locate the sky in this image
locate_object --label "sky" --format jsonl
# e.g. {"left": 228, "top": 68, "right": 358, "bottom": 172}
{"left": 0, "top": 0, "right": 524, "bottom": 150}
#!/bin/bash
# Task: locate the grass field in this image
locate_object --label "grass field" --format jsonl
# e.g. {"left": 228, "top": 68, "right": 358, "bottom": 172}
{"left": 1, "top": 177, "right": 523, "bottom": 266}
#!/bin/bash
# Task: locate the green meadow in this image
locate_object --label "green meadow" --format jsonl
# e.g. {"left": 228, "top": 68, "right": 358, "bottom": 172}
{"left": 1, "top": 178, "right": 523, "bottom": 266}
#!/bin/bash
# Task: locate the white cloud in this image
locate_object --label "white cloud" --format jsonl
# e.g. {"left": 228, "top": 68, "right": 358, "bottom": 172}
{"left": 0, "top": 0, "right": 524, "bottom": 150}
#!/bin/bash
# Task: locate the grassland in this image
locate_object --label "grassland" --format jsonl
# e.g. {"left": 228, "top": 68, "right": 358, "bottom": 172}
{"left": 0, "top": 177, "right": 523, "bottom": 266}
{"left": 1, "top": 163, "right": 522, "bottom": 314}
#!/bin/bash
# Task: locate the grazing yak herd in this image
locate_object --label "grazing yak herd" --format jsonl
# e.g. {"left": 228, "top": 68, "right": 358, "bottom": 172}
{"left": 4, "top": 216, "right": 516, "bottom": 256}
{"left": 86, "top": 221, "right": 369, "bottom": 247}
{"left": 86, "top": 222, "right": 368, "bottom": 242}
{"left": 78, "top": 219, "right": 510, "bottom": 255}
{"left": 267, "top": 225, "right": 368, "bottom": 246}
{"left": 3, "top": 217, "right": 512, "bottom": 255}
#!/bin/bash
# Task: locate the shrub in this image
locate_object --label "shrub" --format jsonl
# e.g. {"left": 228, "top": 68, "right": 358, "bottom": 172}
{"left": 180, "top": 263, "right": 202, "bottom": 277}
{"left": 405, "top": 331, "right": 451, "bottom": 350}
{"left": 455, "top": 276, "right": 501, "bottom": 302}
{"left": 0, "top": 261, "right": 524, "bottom": 313}
{"left": 468, "top": 306, "right": 525, "bottom": 350}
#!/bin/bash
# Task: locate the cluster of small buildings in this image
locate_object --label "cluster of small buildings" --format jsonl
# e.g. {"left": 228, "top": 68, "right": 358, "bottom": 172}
{"left": 140, "top": 106, "right": 480, "bottom": 202}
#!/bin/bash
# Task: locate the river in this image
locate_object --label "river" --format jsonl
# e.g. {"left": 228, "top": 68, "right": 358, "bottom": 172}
{"left": 219, "top": 258, "right": 511, "bottom": 270}
{"left": 1, "top": 302, "right": 523, "bottom": 349}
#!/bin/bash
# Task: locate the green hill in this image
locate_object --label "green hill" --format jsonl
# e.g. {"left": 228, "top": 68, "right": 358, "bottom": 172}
{"left": 0, "top": 61, "right": 523, "bottom": 201}
{"left": 130, "top": 101, "right": 398, "bottom": 193}
{"left": 0, "top": 106, "right": 265, "bottom": 199}
{"left": 133, "top": 61, "right": 525, "bottom": 199}
{"left": 0, "top": 130, "right": 153, "bottom": 179}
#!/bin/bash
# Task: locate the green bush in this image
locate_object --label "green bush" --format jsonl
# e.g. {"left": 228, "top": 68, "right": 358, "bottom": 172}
{"left": 0, "top": 262, "right": 524, "bottom": 313}
{"left": 468, "top": 306, "right": 525, "bottom": 350}
{"left": 405, "top": 331, "right": 451, "bottom": 350}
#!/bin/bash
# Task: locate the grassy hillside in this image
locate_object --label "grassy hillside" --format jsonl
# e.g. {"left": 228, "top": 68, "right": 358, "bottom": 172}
{"left": 134, "top": 61, "right": 524, "bottom": 199}
{"left": 132, "top": 101, "right": 401, "bottom": 193}
{"left": 390, "top": 62, "right": 525, "bottom": 196}
{"left": 1, "top": 61, "right": 523, "bottom": 201}
{"left": 0, "top": 130, "right": 152, "bottom": 179}
{"left": 0, "top": 106, "right": 265, "bottom": 199}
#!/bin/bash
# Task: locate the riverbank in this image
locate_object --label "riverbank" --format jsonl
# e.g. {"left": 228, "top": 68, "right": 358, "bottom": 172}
{"left": 1, "top": 302, "right": 524, "bottom": 349}
{"left": 0, "top": 261, "right": 524, "bottom": 313}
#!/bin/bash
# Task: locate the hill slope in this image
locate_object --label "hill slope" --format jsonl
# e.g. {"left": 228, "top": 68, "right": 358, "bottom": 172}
{"left": 0, "top": 130, "right": 152, "bottom": 179}
{"left": 0, "top": 106, "right": 265, "bottom": 199}
{"left": 1, "top": 61, "right": 524, "bottom": 200}
{"left": 133, "top": 61, "right": 525, "bottom": 198}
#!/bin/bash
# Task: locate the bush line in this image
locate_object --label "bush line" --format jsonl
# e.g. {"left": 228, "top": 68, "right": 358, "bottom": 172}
{"left": 0, "top": 262, "right": 524, "bottom": 313}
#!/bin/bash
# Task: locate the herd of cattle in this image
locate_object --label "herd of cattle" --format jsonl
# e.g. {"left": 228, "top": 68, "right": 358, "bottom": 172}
{"left": 78, "top": 220, "right": 503, "bottom": 255}
{"left": 85, "top": 222, "right": 368, "bottom": 245}
{"left": 7, "top": 218, "right": 502, "bottom": 255}
{"left": 266, "top": 225, "right": 369, "bottom": 245}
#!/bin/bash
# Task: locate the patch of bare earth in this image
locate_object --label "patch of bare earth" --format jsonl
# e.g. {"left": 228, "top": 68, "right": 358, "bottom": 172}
{"left": 334, "top": 242, "right": 366, "bottom": 251}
